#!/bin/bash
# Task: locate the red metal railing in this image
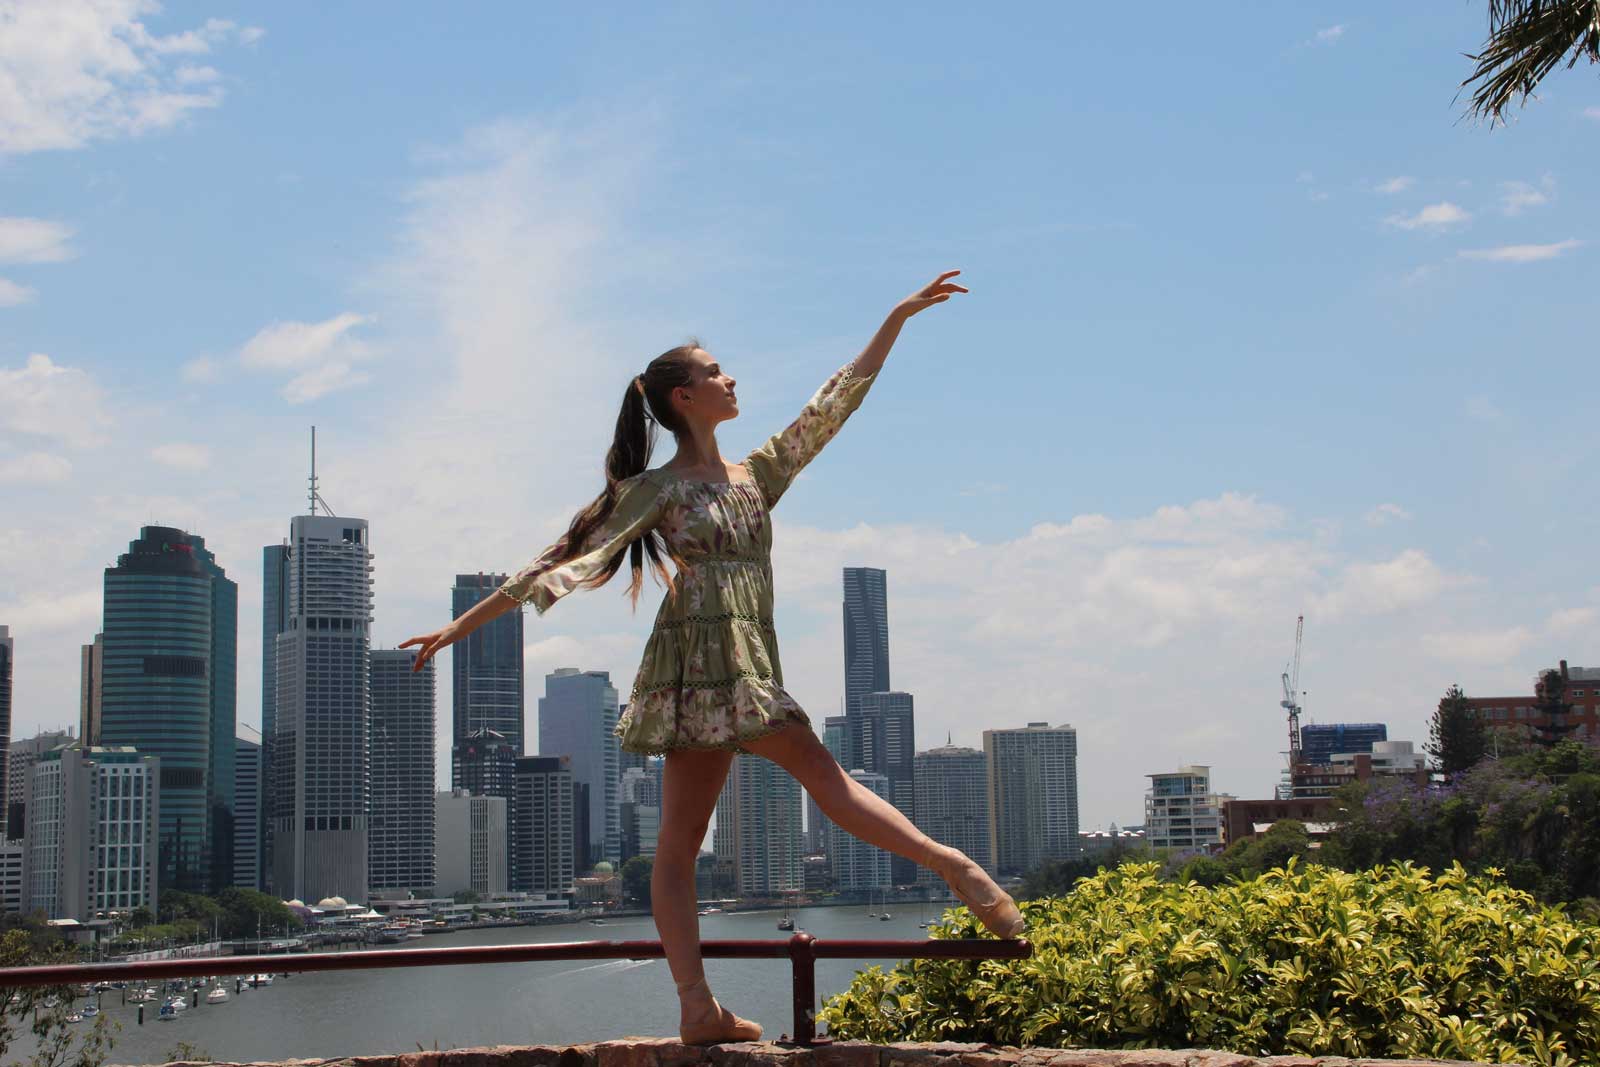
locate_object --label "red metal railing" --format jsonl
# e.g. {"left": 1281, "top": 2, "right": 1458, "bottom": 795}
{"left": 0, "top": 934, "right": 1032, "bottom": 1045}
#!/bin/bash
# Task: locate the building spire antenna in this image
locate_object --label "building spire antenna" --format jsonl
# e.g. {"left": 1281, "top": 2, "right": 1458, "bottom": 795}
{"left": 308, "top": 426, "right": 338, "bottom": 517}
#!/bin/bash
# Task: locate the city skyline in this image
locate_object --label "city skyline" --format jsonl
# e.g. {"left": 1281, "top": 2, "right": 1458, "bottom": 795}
{"left": 1, "top": 5, "right": 1597, "bottom": 833}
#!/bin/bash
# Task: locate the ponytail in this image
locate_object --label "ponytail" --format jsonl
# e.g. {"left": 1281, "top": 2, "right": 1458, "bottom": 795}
{"left": 546, "top": 341, "right": 700, "bottom": 611}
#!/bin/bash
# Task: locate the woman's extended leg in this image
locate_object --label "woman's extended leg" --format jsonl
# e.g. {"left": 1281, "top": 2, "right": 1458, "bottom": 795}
{"left": 741, "top": 722, "right": 1024, "bottom": 938}
{"left": 654, "top": 747, "right": 761, "bottom": 1043}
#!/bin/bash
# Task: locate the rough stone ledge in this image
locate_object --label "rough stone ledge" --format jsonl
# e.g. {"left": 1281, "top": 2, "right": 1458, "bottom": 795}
{"left": 120, "top": 1038, "right": 1515, "bottom": 1067}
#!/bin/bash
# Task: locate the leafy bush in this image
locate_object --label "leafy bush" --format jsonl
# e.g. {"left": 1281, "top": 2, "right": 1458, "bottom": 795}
{"left": 819, "top": 861, "right": 1600, "bottom": 1066}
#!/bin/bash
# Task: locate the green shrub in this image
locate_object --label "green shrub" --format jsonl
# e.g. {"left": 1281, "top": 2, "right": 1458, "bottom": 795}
{"left": 818, "top": 861, "right": 1600, "bottom": 1066}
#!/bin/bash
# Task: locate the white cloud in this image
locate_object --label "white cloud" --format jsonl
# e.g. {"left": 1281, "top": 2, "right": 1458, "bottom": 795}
{"left": 0, "top": 2, "right": 259, "bottom": 154}
{"left": 1384, "top": 202, "right": 1470, "bottom": 230}
{"left": 0, "top": 218, "right": 75, "bottom": 263}
{"left": 180, "top": 355, "right": 221, "bottom": 383}
{"left": 1421, "top": 626, "right": 1535, "bottom": 663}
{"left": 1500, "top": 177, "right": 1554, "bottom": 215}
{"left": 0, "top": 450, "right": 72, "bottom": 484}
{"left": 0, "top": 354, "right": 113, "bottom": 446}
{"left": 1459, "top": 238, "right": 1582, "bottom": 263}
{"left": 0, "top": 278, "right": 37, "bottom": 306}
{"left": 1375, "top": 176, "right": 1415, "bottom": 194}
{"left": 1546, "top": 607, "right": 1597, "bottom": 634}
{"left": 1313, "top": 549, "right": 1461, "bottom": 619}
{"left": 1364, "top": 503, "right": 1412, "bottom": 526}
{"left": 173, "top": 64, "right": 221, "bottom": 86}
{"left": 149, "top": 442, "right": 210, "bottom": 470}
{"left": 237, "top": 312, "right": 375, "bottom": 402}
{"left": 1315, "top": 24, "right": 1346, "bottom": 44}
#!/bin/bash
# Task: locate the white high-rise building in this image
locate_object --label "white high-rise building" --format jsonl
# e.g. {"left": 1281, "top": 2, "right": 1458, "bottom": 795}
{"left": 7, "top": 729, "right": 76, "bottom": 842}
{"left": 538, "top": 669, "right": 620, "bottom": 865}
{"left": 1145, "top": 765, "right": 1231, "bottom": 854}
{"left": 984, "top": 722, "right": 1080, "bottom": 875}
{"left": 23, "top": 745, "right": 159, "bottom": 920}
{"left": 271, "top": 514, "right": 374, "bottom": 904}
{"left": 435, "top": 789, "right": 507, "bottom": 897}
{"left": 914, "top": 744, "right": 992, "bottom": 883}
{"left": 829, "top": 770, "right": 892, "bottom": 891}
{"left": 714, "top": 754, "right": 803, "bottom": 896}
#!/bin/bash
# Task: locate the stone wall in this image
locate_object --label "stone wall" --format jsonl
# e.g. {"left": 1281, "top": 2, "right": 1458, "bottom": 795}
{"left": 128, "top": 1038, "right": 1503, "bottom": 1067}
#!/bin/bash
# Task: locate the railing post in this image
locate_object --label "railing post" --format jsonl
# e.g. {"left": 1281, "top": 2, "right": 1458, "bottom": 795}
{"left": 787, "top": 932, "right": 817, "bottom": 1046}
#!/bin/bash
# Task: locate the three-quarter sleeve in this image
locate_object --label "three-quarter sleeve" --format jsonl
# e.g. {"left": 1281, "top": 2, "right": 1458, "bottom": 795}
{"left": 744, "top": 360, "right": 878, "bottom": 509}
{"left": 497, "top": 473, "right": 668, "bottom": 616}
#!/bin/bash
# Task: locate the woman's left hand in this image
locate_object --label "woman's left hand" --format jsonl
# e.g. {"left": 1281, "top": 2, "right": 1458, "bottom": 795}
{"left": 895, "top": 270, "right": 969, "bottom": 318}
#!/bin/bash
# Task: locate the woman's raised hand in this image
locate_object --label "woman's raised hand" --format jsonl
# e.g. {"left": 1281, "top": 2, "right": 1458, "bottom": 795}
{"left": 399, "top": 623, "right": 461, "bottom": 673}
{"left": 895, "top": 270, "right": 969, "bottom": 318}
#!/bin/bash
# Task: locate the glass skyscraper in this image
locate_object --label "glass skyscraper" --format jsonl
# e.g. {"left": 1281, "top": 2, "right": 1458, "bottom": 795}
{"left": 101, "top": 526, "right": 234, "bottom": 894}
{"left": 841, "top": 567, "right": 890, "bottom": 741}
{"left": 538, "top": 669, "right": 620, "bottom": 866}
{"left": 260, "top": 542, "right": 289, "bottom": 890}
{"left": 187, "top": 535, "right": 237, "bottom": 892}
{"left": 0, "top": 627, "right": 11, "bottom": 818}
{"left": 233, "top": 734, "right": 261, "bottom": 890}
{"left": 1299, "top": 722, "right": 1388, "bottom": 766}
{"left": 451, "top": 573, "right": 524, "bottom": 771}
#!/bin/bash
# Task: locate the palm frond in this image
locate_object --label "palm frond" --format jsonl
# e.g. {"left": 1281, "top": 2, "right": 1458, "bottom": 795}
{"left": 1459, "top": 0, "right": 1600, "bottom": 125}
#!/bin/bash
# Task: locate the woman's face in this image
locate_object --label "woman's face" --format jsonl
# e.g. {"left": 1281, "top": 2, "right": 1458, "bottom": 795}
{"left": 673, "top": 348, "right": 739, "bottom": 425}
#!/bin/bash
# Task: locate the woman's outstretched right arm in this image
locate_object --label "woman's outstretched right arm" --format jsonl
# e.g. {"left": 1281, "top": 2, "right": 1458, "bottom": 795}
{"left": 399, "top": 583, "right": 519, "bottom": 672}
{"left": 401, "top": 471, "right": 668, "bottom": 672}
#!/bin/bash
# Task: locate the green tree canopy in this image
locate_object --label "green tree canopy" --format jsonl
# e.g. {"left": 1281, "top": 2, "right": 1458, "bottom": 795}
{"left": 620, "top": 856, "right": 653, "bottom": 907}
{"left": 1428, "top": 684, "right": 1488, "bottom": 780}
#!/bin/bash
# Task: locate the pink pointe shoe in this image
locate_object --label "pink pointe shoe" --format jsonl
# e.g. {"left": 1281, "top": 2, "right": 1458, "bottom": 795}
{"left": 676, "top": 977, "right": 763, "bottom": 1045}
{"left": 926, "top": 843, "right": 1025, "bottom": 939}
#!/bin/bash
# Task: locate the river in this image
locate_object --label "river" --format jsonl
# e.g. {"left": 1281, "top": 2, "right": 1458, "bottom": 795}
{"left": 48, "top": 904, "right": 952, "bottom": 1065}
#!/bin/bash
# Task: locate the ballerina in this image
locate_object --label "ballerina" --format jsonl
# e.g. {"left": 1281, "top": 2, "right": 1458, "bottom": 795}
{"left": 402, "top": 270, "right": 1022, "bottom": 1044}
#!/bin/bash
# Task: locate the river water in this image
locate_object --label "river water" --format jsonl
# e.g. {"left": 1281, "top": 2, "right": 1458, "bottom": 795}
{"left": 61, "top": 905, "right": 947, "bottom": 1065}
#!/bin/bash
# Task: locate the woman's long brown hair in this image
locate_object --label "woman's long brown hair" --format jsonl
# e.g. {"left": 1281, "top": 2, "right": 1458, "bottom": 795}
{"left": 549, "top": 340, "right": 701, "bottom": 611}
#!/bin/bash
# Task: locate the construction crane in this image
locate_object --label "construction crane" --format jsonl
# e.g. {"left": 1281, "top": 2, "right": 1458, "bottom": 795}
{"left": 1281, "top": 615, "right": 1305, "bottom": 771}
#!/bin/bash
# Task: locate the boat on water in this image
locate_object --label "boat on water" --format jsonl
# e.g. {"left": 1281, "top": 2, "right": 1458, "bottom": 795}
{"left": 776, "top": 915, "right": 794, "bottom": 930}
{"left": 205, "top": 986, "right": 228, "bottom": 1004}
{"left": 249, "top": 973, "right": 274, "bottom": 986}
{"left": 696, "top": 907, "right": 721, "bottom": 916}
{"left": 588, "top": 918, "right": 606, "bottom": 925}
{"left": 164, "top": 996, "right": 187, "bottom": 1013}
{"left": 80, "top": 1003, "right": 99, "bottom": 1017}
{"left": 158, "top": 1003, "right": 178, "bottom": 1022}
{"left": 66, "top": 1013, "right": 84, "bottom": 1024}
{"left": 879, "top": 912, "right": 893, "bottom": 921}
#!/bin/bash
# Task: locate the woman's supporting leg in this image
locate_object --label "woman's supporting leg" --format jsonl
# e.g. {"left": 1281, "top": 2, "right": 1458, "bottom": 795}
{"left": 654, "top": 747, "right": 761, "bottom": 1043}
{"left": 741, "top": 722, "right": 1024, "bottom": 937}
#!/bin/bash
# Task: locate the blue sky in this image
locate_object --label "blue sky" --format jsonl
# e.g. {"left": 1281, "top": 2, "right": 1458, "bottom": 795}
{"left": 1, "top": 2, "right": 1596, "bottom": 829}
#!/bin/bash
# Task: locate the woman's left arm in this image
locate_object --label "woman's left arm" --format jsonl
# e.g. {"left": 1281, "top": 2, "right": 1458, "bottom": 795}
{"left": 850, "top": 269, "right": 970, "bottom": 379}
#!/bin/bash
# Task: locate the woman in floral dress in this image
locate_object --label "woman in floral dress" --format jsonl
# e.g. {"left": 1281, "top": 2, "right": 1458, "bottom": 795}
{"left": 402, "top": 271, "right": 1022, "bottom": 1044}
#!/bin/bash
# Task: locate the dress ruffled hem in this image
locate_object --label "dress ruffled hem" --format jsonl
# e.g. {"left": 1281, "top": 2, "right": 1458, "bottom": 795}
{"left": 616, "top": 676, "right": 811, "bottom": 755}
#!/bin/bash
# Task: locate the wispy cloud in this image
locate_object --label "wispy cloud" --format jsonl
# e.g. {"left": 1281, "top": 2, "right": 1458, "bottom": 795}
{"left": 0, "top": 279, "right": 37, "bottom": 306}
{"left": 1500, "top": 176, "right": 1554, "bottom": 216}
{"left": 0, "top": 218, "right": 75, "bottom": 263}
{"left": 1583, "top": 106, "right": 1600, "bottom": 121}
{"left": 237, "top": 312, "right": 376, "bottom": 402}
{"left": 0, "top": 451, "right": 72, "bottom": 484}
{"left": 1384, "top": 201, "right": 1470, "bottom": 230}
{"left": 1375, "top": 176, "right": 1415, "bottom": 194}
{"left": 1315, "top": 24, "right": 1346, "bottom": 45}
{"left": 149, "top": 443, "right": 211, "bottom": 470}
{"left": 0, "top": 2, "right": 263, "bottom": 153}
{"left": 1460, "top": 238, "right": 1582, "bottom": 263}
{"left": 1365, "top": 503, "right": 1412, "bottom": 527}
{"left": 0, "top": 354, "right": 113, "bottom": 447}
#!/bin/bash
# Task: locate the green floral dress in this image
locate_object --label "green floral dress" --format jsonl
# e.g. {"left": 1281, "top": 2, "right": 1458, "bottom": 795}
{"left": 497, "top": 360, "right": 878, "bottom": 754}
